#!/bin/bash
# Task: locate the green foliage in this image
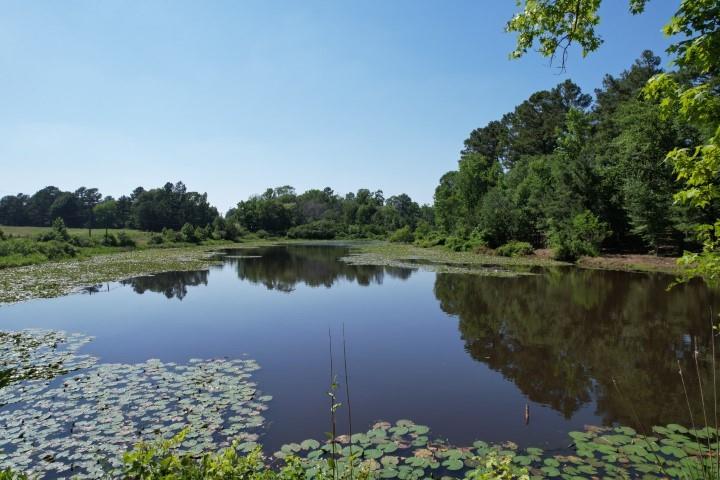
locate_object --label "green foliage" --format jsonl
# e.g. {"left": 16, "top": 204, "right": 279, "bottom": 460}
{"left": 506, "top": 0, "right": 720, "bottom": 282}
{"left": 0, "top": 182, "right": 217, "bottom": 233}
{"left": 388, "top": 226, "right": 414, "bottom": 243}
{"left": 445, "top": 231, "right": 486, "bottom": 253}
{"left": 466, "top": 452, "right": 529, "bottom": 480}
{"left": 122, "top": 430, "right": 292, "bottom": 480}
{"left": 0, "top": 469, "right": 29, "bottom": 480}
{"left": 496, "top": 241, "right": 534, "bottom": 257}
{"left": 37, "top": 218, "right": 71, "bottom": 242}
{"left": 287, "top": 220, "right": 339, "bottom": 240}
{"left": 227, "top": 186, "right": 427, "bottom": 240}
{"left": 149, "top": 233, "right": 164, "bottom": 245}
{"left": 0, "top": 238, "right": 78, "bottom": 268}
{"left": 550, "top": 211, "right": 611, "bottom": 261}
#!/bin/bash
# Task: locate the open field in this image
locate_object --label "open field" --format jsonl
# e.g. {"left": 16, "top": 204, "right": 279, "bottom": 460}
{"left": 0, "top": 225, "right": 154, "bottom": 245}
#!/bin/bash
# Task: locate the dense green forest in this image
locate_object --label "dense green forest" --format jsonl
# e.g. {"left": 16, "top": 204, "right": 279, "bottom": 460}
{"left": 0, "top": 182, "right": 219, "bottom": 233}
{"left": 433, "top": 50, "right": 715, "bottom": 260}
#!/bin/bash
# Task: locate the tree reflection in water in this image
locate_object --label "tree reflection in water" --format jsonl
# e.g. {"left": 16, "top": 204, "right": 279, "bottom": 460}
{"left": 226, "top": 245, "right": 414, "bottom": 292}
{"left": 121, "top": 270, "right": 209, "bottom": 300}
{"left": 434, "top": 268, "right": 720, "bottom": 428}
{"left": 117, "top": 244, "right": 720, "bottom": 431}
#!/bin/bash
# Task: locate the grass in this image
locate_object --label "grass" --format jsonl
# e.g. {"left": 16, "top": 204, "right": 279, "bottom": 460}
{"left": 0, "top": 225, "right": 154, "bottom": 245}
{"left": 341, "top": 242, "right": 569, "bottom": 276}
{"left": 0, "top": 242, "right": 269, "bottom": 305}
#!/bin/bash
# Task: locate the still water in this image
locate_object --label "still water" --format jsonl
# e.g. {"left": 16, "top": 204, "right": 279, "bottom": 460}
{"left": 1, "top": 244, "right": 717, "bottom": 451}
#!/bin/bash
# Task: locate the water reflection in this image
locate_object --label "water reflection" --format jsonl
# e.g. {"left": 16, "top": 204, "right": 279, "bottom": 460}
{"left": 225, "top": 245, "right": 414, "bottom": 292}
{"left": 120, "top": 270, "right": 209, "bottom": 300}
{"left": 108, "top": 244, "right": 720, "bottom": 432}
{"left": 434, "top": 269, "right": 719, "bottom": 427}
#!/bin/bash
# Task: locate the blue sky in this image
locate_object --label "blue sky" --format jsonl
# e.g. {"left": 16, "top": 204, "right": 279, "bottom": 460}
{"left": 0, "top": 1, "right": 678, "bottom": 213}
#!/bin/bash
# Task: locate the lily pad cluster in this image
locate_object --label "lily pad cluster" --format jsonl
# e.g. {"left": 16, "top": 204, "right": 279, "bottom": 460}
{"left": 276, "top": 419, "right": 500, "bottom": 480}
{"left": 0, "top": 345, "right": 271, "bottom": 478}
{"left": 278, "top": 421, "right": 719, "bottom": 479}
{"left": 0, "top": 329, "right": 95, "bottom": 391}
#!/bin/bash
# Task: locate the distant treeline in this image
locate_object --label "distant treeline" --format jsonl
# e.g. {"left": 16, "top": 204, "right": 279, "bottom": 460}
{"left": 0, "top": 182, "right": 431, "bottom": 240}
{"left": 0, "top": 182, "right": 219, "bottom": 232}
{"left": 226, "top": 186, "right": 432, "bottom": 239}
{"left": 431, "top": 50, "right": 718, "bottom": 259}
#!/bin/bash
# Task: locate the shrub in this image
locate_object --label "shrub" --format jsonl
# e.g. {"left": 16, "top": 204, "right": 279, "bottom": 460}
{"left": 116, "top": 231, "right": 136, "bottom": 247}
{"left": 389, "top": 226, "right": 415, "bottom": 243}
{"left": 496, "top": 241, "right": 534, "bottom": 257}
{"left": 466, "top": 452, "right": 529, "bottom": 480}
{"left": 0, "top": 238, "right": 76, "bottom": 260}
{"left": 101, "top": 233, "right": 119, "bottom": 247}
{"left": 180, "top": 223, "right": 199, "bottom": 243}
{"left": 287, "top": 220, "right": 339, "bottom": 240}
{"left": 162, "top": 228, "right": 182, "bottom": 243}
{"left": 0, "top": 468, "right": 30, "bottom": 480}
{"left": 445, "top": 231, "right": 486, "bottom": 252}
{"left": 550, "top": 211, "right": 611, "bottom": 261}
{"left": 149, "top": 233, "right": 164, "bottom": 245}
{"left": 69, "top": 235, "right": 96, "bottom": 247}
{"left": 121, "top": 430, "right": 309, "bottom": 480}
{"left": 255, "top": 229, "right": 270, "bottom": 239}
{"left": 38, "top": 218, "right": 71, "bottom": 242}
{"left": 414, "top": 231, "right": 446, "bottom": 248}
{"left": 0, "top": 229, "right": 6, "bottom": 241}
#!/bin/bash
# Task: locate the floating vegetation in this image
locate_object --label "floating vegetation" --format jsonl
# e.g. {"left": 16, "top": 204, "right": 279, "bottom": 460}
{"left": 0, "top": 329, "right": 271, "bottom": 478}
{"left": 0, "top": 246, "right": 226, "bottom": 305}
{"left": 0, "top": 329, "right": 95, "bottom": 390}
{"left": 340, "top": 252, "right": 531, "bottom": 277}
{"left": 278, "top": 420, "right": 720, "bottom": 479}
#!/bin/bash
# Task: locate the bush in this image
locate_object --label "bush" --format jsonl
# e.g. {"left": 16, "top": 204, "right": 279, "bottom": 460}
{"left": 255, "top": 229, "right": 270, "bottom": 239}
{"left": 0, "top": 238, "right": 77, "bottom": 267}
{"left": 180, "top": 223, "right": 199, "bottom": 243}
{"left": 149, "top": 233, "right": 164, "bottom": 245}
{"left": 389, "top": 226, "right": 415, "bottom": 243}
{"left": 496, "top": 241, "right": 534, "bottom": 257}
{"left": 414, "top": 231, "right": 446, "bottom": 248}
{"left": 121, "top": 430, "right": 309, "bottom": 480}
{"left": 38, "top": 218, "right": 71, "bottom": 242}
{"left": 445, "top": 230, "right": 486, "bottom": 252}
{"left": 69, "top": 235, "right": 97, "bottom": 247}
{"left": 550, "top": 211, "right": 611, "bottom": 261}
{"left": 162, "top": 228, "right": 182, "bottom": 243}
{"left": 0, "top": 229, "right": 6, "bottom": 241}
{"left": 116, "top": 231, "right": 136, "bottom": 247}
{"left": 101, "top": 233, "right": 119, "bottom": 247}
{"left": 287, "top": 220, "right": 339, "bottom": 240}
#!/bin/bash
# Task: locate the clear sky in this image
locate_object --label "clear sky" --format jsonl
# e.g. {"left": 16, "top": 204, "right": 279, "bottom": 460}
{"left": 0, "top": 1, "right": 678, "bottom": 213}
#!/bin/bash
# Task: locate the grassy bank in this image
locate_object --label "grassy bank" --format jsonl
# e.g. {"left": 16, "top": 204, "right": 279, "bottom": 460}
{"left": 341, "top": 242, "right": 569, "bottom": 276}
{"left": 343, "top": 242, "right": 685, "bottom": 277}
{"left": 0, "top": 226, "right": 154, "bottom": 245}
{"left": 0, "top": 243, "right": 250, "bottom": 304}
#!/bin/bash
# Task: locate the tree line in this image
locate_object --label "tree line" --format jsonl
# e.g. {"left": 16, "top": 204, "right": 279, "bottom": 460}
{"left": 0, "top": 182, "right": 219, "bottom": 233}
{"left": 431, "top": 50, "right": 716, "bottom": 260}
{"left": 0, "top": 182, "right": 431, "bottom": 240}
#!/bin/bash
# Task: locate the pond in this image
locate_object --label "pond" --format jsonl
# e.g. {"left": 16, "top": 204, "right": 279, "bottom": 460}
{"left": 1, "top": 243, "right": 718, "bottom": 468}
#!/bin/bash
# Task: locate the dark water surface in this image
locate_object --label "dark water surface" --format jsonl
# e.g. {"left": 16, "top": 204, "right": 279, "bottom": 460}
{"left": 1, "top": 244, "right": 718, "bottom": 451}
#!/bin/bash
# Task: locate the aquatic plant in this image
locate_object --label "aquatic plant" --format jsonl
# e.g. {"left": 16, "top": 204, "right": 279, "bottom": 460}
{"left": 0, "top": 329, "right": 271, "bottom": 478}
{"left": 277, "top": 420, "right": 720, "bottom": 479}
{"left": 0, "top": 329, "right": 95, "bottom": 390}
